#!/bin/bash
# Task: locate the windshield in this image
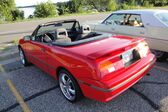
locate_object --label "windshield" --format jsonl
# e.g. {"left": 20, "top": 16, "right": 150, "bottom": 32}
{"left": 156, "top": 12, "right": 168, "bottom": 26}
{"left": 37, "top": 21, "right": 79, "bottom": 35}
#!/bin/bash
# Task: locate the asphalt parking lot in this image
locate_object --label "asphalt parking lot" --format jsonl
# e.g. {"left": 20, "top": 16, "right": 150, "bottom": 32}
{"left": 0, "top": 56, "right": 168, "bottom": 112}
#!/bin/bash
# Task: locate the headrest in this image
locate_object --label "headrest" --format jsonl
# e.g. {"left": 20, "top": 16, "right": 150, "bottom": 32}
{"left": 56, "top": 28, "right": 68, "bottom": 38}
{"left": 81, "top": 25, "right": 91, "bottom": 34}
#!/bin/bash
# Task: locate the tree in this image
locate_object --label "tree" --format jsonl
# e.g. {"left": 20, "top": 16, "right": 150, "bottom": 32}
{"left": 84, "top": 0, "right": 117, "bottom": 12}
{"left": 57, "top": 2, "right": 70, "bottom": 15}
{"left": 0, "top": 0, "right": 16, "bottom": 21}
{"left": 68, "top": 0, "right": 83, "bottom": 13}
{"left": 107, "top": 0, "right": 118, "bottom": 11}
{"left": 11, "top": 9, "right": 24, "bottom": 21}
{"left": 34, "top": 1, "right": 58, "bottom": 18}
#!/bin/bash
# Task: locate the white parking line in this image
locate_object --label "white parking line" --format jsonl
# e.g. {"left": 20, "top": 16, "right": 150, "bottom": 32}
{"left": 7, "top": 79, "right": 31, "bottom": 112}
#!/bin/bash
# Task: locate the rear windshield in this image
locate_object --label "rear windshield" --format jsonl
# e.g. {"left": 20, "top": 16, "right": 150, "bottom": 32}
{"left": 156, "top": 12, "right": 168, "bottom": 26}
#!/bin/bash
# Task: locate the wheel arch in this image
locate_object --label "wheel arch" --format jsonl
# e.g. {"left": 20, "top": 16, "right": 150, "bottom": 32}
{"left": 56, "top": 66, "right": 80, "bottom": 86}
{"left": 56, "top": 66, "right": 84, "bottom": 101}
{"left": 56, "top": 66, "right": 73, "bottom": 78}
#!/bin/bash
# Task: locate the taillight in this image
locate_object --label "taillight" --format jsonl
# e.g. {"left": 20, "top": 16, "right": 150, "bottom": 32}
{"left": 137, "top": 41, "right": 149, "bottom": 58}
{"left": 99, "top": 60, "right": 115, "bottom": 77}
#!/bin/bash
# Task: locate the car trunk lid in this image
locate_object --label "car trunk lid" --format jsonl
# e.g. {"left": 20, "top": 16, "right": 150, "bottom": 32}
{"left": 67, "top": 36, "right": 142, "bottom": 59}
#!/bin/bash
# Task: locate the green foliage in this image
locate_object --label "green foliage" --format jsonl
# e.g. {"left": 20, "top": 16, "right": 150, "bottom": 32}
{"left": 121, "top": 2, "right": 130, "bottom": 10}
{"left": 57, "top": 2, "right": 70, "bottom": 15}
{"left": 68, "top": 0, "right": 83, "bottom": 13}
{"left": 143, "top": 1, "right": 153, "bottom": 7}
{"left": 128, "top": 0, "right": 136, "bottom": 6}
{"left": 34, "top": 1, "right": 58, "bottom": 18}
{"left": 11, "top": 9, "right": 24, "bottom": 21}
{"left": 0, "top": 0, "right": 16, "bottom": 21}
{"left": 107, "top": 0, "right": 118, "bottom": 11}
{"left": 84, "top": 0, "right": 117, "bottom": 12}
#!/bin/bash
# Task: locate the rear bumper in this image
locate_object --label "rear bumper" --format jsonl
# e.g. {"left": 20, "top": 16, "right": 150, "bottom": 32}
{"left": 78, "top": 53, "right": 156, "bottom": 102}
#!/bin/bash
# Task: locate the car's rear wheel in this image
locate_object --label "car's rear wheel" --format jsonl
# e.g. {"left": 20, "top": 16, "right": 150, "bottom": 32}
{"left": 152, "top": 50, "right": 168, "bottom": 62}
{"left": 58, "top": 69, "right": 83, "bottom": 102}
{"left": 19, "top": 48, "right": 30, "bottom": 66}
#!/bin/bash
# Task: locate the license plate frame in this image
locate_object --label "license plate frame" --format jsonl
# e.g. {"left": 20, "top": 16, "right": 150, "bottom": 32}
{"left": 122, "top": 50, "right": 133, "bottom": 64}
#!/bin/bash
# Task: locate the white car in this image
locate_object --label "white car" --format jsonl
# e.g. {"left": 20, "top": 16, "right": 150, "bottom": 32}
{"left": 90, "top": 9, "right": 168, "bottom": 61}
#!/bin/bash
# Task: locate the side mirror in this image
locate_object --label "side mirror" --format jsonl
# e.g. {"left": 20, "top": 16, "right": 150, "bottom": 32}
{"left": 24, "top": 35, "right": 31, "bottom": 41}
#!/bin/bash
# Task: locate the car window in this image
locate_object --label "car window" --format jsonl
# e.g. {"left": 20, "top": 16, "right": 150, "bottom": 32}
{"left": 103, "top": 14, "right": 126, "bottom": 25}
{"left": 127, "top": 14, "right": 143, "bottom": 27}
{"left": 103, "top": 13, "right": 143, "bottom": 27}
{"left": 156, "top": 12, "right": 168, "bottom": 26}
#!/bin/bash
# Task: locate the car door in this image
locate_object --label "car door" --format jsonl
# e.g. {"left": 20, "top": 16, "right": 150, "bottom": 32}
{"left": 26, "top": 27, "right": 50, "bottom": 74}
{"left": 94, "top": 13, "right": 124, "bottom": 34}
{"left": 114, "top": 14, "right": 147, "bottom": 38}
{"left": 98, "top": 13, "right": 147, "bottom": 38}
{"left": 26, "top": 36, "right": 49, "bottom": 74}
{"left": 94, "top": 23, "right": 116, "bottom": 34}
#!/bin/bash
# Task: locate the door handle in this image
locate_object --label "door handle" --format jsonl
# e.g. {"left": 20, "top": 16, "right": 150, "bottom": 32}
{"left": 41, "top": 48, "right": 45, "bottom": 52}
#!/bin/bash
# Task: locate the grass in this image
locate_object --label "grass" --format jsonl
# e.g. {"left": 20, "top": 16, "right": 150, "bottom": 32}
{"left": 11, "top": 38, "right": 20, "bottom": 45}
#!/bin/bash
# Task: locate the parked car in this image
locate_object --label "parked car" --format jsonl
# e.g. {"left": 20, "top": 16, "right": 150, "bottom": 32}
{"left": 18, "top": 19, "right": 156, "bottom": 102}
{"left": 89, "top": 9, "right": 168, "bottom": 61}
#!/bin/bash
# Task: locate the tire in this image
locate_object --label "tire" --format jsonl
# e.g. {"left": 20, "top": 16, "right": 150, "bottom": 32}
{"left": 152, "top": 50, "right": 168, "bottom": 62}
{"left": 19, "top": 48, "right": 30, "bottom": 66}
{"left": 58, "top": 69, "right": 83, "bottom": 102}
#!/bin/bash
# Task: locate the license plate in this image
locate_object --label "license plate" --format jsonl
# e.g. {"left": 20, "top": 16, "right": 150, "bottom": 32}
{"left": 122, "top": 50, "right": 133, "bottom": 64}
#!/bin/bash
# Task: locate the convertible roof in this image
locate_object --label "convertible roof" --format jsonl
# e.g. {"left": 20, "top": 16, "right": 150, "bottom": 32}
{"left": 41, "top": 19, "right": 78, "bottom": 26}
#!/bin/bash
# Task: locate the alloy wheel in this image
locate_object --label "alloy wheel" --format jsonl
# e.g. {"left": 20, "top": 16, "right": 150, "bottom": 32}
{"left": 59, "top": 73, "right": 76, "bottom": 101}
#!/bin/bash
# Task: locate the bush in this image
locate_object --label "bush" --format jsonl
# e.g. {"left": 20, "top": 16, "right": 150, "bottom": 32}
{"left": 107, "top": 0, "right": 118, "bottom": 11}
{"left": 11, "top": 9, "right": 24, "bottom": 21}
{"left": 0, "top": 0, "right": 15, "bottom": 21}
{"left": 121, "top": 2, "right": 130, "bottom": 10}
{"left": 143, "top": 1, "right": 153, "bottom": 7}
{"left": 34, "top": 1, "right": 58, "bottom": 18}
{"left": 128, "top": 0, "right": 136, "bottom": 6}
{"left": 57, "top": 2, "right": 70, "bottom": 15}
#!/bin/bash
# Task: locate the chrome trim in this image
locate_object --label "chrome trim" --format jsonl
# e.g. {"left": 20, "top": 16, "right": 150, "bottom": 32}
{"left": 78, "top": 59, "right": 155, "bottom": 92}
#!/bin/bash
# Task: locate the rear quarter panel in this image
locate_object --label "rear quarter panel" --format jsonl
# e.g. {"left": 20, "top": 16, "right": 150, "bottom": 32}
{"left": 145, "top": 26, "right": 168, "bottom": 52}
{"left": 46, "top": 46, "right": 99, "bottom": 80}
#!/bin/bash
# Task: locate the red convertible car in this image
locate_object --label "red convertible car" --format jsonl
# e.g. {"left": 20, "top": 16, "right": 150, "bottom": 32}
{"left": 18, "top": 19, "right": 156, "bottom": 102}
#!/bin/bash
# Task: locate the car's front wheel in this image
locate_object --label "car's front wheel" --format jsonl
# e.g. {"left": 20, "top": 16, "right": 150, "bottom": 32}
{"left": 19, "top": 48, "right": 30, "bottom": 66}
{"left": 58, "top": 69, "right": 83, "bottom": 102}
{"left": 152, "top": 50, "right": 168, "bottom": 62}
